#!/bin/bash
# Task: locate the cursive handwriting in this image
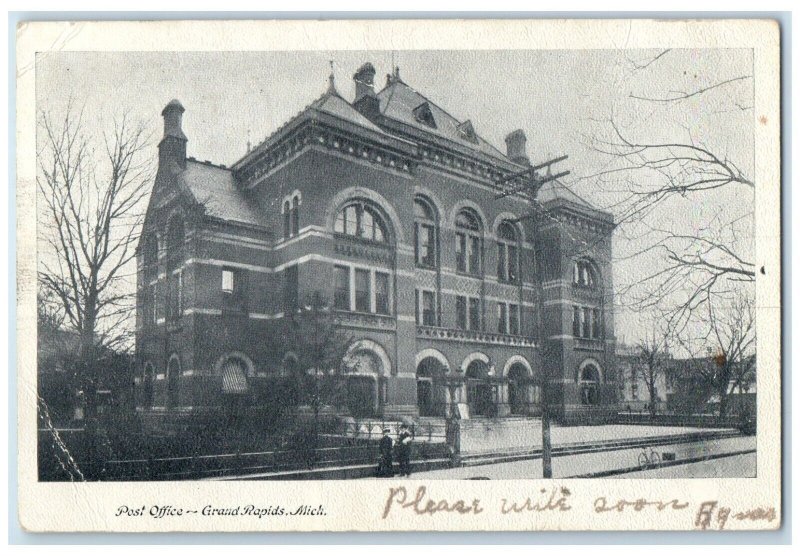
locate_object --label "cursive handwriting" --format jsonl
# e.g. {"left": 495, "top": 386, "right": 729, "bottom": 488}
{"left": 594, "top": 497, "right": 689, "bottom": 513}
{"left": 382, "top": 486, "right": 483, "bottom": 519}
{"left": 501, "top": 487, "right": 572, "bottom": 514}
{"left": 695, "top": 501, "right": 777, "bottom": 530}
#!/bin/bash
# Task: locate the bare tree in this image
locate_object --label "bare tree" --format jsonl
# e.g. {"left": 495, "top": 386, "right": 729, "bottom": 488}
{"left": 706, "top": 294, "right": 756, "bottom": 419}
{"left": 635, "top": 324, "right": 670, "bottom": 418}
{"left": 37, "top": 107, "right": 153, "bottom": 444}
{"left": 279, "top": 292, "right": 353, "bottom": 467}
{"left": 586, "top": 52, "right": 755, "bottom": 334}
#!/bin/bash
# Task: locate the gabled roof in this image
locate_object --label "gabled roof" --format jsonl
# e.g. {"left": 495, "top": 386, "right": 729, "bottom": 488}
{"left": 178, "top": 160, "right": 269, "bottom": 228}
{"left": 309, "top": 89, "right": 388, "bottom": 135}
{"left": 377, "top": 78, "right": 512, "bottom": 163}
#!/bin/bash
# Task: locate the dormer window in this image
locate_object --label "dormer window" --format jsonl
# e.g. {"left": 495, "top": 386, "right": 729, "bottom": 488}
{"left": 413, "top": 102, "right": 436, "bottom": 128}
{"left": 457, "top": 120, "right": 478, "bottom": 144}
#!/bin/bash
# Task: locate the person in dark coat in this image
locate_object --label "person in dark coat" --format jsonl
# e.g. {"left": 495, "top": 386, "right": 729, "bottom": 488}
{"left": 377, "top": 428, "right": 394, "bottom": 477}
{"left": 396, "top": 424, "right": 413, "bottom": 477}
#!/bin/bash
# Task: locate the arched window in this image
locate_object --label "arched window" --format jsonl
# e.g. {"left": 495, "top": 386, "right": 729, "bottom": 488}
{"left": 334, "top": 201, "right": 388, "bottom": 244}
{"left": 165, "top": 217, "right": 185, "bottom": 321}
{"left": 414, "top": 197, "right": 437, "bottom": 268}
{"left": 221, "top": 356, "right": 249, "bottom": 395}
{"left": 291, "top": 195, "right": 300, "bottom": 236}
{"left": 497, "top": 221, "right": 520, "bottom": 283}
{"left": 455, "top": 208, "right": 482, "bottom": 275}
{"left": 283, "top": 200, "right": 291, "bottom": 239}
{"left": 579, "top": 364, "right": 601, "bottom": 405}
{"left": 573, "top": 259, "right": 597, "bottom": 288}
{"left": 142, "top": 362, "right": 154, "bottom": 409}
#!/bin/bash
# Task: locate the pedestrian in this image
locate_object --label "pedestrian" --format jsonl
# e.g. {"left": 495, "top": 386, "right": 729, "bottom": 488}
{"left": 377, "top": 427, "right": 394, "bottom": 477}
{"left": 396, "top": 424, "right": 413, "bottom": 477}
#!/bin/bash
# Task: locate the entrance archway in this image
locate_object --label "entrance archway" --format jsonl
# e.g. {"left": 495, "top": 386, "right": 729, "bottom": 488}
{"left": 343, "top": 343, "right": 389, "bottom": 418}
{"left": 416, "top": 356, "right": 448, "bottom": 416}
{"left": 465, "top": 360, "right": 493, "bottom": 416}
{"left": 507, "top": 363, "right": 530, "bottom": 415}
{"left": 579, "top": 363, "right": 601, "bottom": 405}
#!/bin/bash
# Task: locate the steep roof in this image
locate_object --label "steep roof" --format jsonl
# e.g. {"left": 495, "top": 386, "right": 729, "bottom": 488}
{"left": 538, "top": 179, "right": 594, "bottom": 209}
{"left": 376, "top": 78, "right": 512, "bottom": 163}
{"left": 178, "top": 160, "right": 269, "bottom": 228}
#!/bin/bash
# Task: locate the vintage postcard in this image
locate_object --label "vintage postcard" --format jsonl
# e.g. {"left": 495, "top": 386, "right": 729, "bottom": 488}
{"left": 16, "top": 18, "right": 781, "bottom": 532}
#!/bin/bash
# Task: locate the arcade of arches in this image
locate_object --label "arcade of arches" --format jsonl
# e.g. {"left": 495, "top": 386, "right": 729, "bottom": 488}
{"left": 415, "top": 353, "right": 541, "bottom": 418}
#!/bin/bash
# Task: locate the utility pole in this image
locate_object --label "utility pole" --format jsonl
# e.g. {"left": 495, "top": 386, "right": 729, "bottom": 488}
{"left": 495, "top": 155, "right": 569, "bottom": 479}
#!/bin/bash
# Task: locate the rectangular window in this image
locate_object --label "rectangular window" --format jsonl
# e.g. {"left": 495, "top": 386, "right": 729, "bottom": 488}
{"left": 222, "top": 269, "right": 235, "bottom": 294}
{"left": 469, "top": 236, "right": 481, "bottom": 275}
{"left": 509, "top": 303, "right": 520, "bottom": 336}
{"left": 334, "top": 265, "right": 350, "bottom": 310}
{"left": 168, "top": 270, "right": 183, "bottom": 321}
{"left": 508, "top": 245, "right": 518, "bottom": 283}
{"left": 582, "top": 307, "right": 591, "bottom": 339}
{"left": 415, "top": 289, "right": 420, "bottom": 325}
{"left": 416, "top": 224, "right": 435, "bottom": 267}
{"left": 456, "top": 233, "right": 467, "bottom": 272}
{"left": 573, "top": 305, "right": 581, "bottom": 337}
{"left": 497, "top": 303, "right": 508, "bottom": 333}
{"left": 355, "top": 268, "right": 370, "bottom": 312}
{"left": 497, "top": 244, "right": 507, "bottom": 281}
{"left": 592, "top": 308, "right": 601, "bottom": 339}
{"left": 284, "top": 265, "right": 298, "bottom": 312}
{"left": 375, "top": 272, "right": 390, "bottom": 315}
{"left": 456, "top": 296, "right": 467, "bottom": 330}
{"left": 176, "top": 271, "right": 183, "bottom": 317}
{"left": 469, "top": 297, "right": 481, "bottom": 331}
{"left": 422, "top": 290, "right": 435, "bottom": 326}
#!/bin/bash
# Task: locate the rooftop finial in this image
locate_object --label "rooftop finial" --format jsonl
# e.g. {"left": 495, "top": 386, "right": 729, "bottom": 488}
{"left": 327, "top": 59, "right": 337, "bottom": 94}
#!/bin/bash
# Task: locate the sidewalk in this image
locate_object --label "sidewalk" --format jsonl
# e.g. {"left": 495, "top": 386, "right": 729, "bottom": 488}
{"left": 399, "top": 435, "right": 755, "bottom": 480}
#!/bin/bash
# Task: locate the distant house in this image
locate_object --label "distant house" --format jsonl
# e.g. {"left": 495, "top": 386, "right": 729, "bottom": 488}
{"left": 615, "top": 344, "right": 669, "bottom": 412}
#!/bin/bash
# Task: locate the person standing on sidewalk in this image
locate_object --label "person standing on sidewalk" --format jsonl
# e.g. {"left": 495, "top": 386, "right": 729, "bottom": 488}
{"left": 377, "top": 427, "right": 394, "bottom": 477}
{"left": 396, "top": 424, "right": 413, "bottom": 477}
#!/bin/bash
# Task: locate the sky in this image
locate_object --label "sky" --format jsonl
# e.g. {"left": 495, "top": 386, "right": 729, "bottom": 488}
{"left": 36, "top": 49, "right": 755, "bottom": 346}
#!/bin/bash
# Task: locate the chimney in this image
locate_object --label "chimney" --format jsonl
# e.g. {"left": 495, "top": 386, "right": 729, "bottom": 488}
{"left": 159, "top": 99, "right": 187, "bottom": 170}
{"left": 505, "top": 129, "right": 530, "bottom": 166}
{"left": 352, "top": 62, "right": 380, "bottom": 120}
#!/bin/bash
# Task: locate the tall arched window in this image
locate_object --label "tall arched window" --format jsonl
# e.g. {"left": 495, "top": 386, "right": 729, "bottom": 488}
{"left": 283, "top": 200, "right": 291, "bottom": 239}
{"left": 291, "top": 195, "right": 300, "bottom": 236}
{"left": 455, "top": 208, "right": 482, "bottom": 275}
{"left": 142, "top": 234, "right": 158, "bottom": 279}
{"left": 165, "top": 217, "right": 185, "bottom": 321}
{"left": 334, "top": 200, "right": 389, "bottom": 243}
{"left": 497, "top": 221, "right": 520, "bottom": 283}
{"left": 414, "top": 197, "right": 437, "bottom": 268}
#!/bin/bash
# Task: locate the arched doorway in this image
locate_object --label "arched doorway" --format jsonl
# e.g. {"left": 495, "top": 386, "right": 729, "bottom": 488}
{"left": 466, "top": 360, "right": 493, "bottom": 417}
{"left": 416, "top": 356, "right": 447, "bottom": 417}
{"left": 579, "top": 363, "right": 601, "bottom": 405}
{"left": 507, "top": 363, "right": 530, "bottom": 415}
{"left": 344, "top": 350, "right": 384, "bottom": 418}
{"left": 166, "top": 357, "right": 181, "bottom": 409}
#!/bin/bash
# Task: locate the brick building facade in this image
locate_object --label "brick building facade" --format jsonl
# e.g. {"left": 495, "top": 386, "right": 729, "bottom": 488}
{"left": 134, "top": 63, "right": 617, "bottom": 427}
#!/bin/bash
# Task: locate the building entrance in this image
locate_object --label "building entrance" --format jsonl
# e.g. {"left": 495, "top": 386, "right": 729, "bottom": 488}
{"left": 466, "top": 360, "right": 493, "bottom": 417}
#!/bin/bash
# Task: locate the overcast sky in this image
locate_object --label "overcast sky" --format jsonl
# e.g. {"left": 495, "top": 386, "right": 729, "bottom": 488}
{"left": 37, "top": 49, "right": 754, "bottom": 345}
